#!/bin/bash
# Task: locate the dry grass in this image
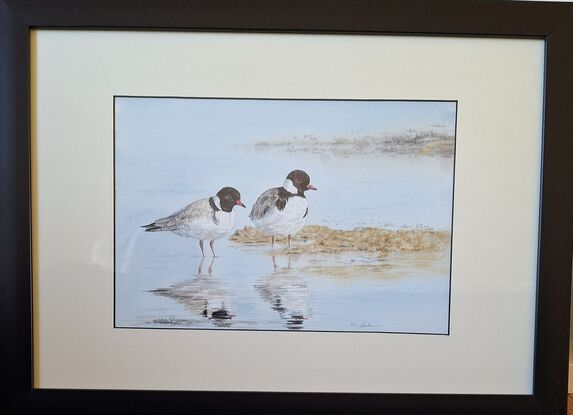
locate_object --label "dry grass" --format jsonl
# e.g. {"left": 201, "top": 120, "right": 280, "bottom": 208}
{"left": 229, "top": 225, "right": 450, "bottom": 256}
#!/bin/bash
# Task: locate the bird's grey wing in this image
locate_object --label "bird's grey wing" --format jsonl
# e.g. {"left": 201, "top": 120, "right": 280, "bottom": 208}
{"left": 249, "top": 188, "right": 285, "bottom": 220}
{"left": 176, "top": 198, "right": 214, "bottom": 225}
{"left": 151, "top": 199, "right": 211, "bottom": 230}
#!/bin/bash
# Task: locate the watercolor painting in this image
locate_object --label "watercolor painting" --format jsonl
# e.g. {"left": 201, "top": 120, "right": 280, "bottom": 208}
{"left": 114, "top": 97, "right": 456, "bottom": 334}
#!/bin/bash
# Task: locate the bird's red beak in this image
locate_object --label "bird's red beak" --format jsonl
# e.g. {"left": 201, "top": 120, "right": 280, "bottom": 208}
{"left": 236, "top": 199, "right": 246, "bottom": 208}
{"left": 306, "top": 184, "right": 317, "bottom": 191}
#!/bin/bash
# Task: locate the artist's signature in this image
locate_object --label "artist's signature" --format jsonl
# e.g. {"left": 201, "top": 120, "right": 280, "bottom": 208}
{"left": 350, "top": 321, "right": 379, "bottom": 329}
{"left": 152, "top": 316, "right": 177, "bottom": 325}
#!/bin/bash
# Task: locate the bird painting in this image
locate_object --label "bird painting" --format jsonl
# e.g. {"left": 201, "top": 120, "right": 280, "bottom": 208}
{"left": 249, "top": 170, "right": 317, "bottom": 248}
{"left": 142, "top": 187, "right": 245, "bottom": 256}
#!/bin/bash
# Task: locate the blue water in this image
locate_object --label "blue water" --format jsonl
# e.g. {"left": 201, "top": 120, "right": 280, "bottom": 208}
{"left": 114, "top": 97, "right": 454, "bottom": 334}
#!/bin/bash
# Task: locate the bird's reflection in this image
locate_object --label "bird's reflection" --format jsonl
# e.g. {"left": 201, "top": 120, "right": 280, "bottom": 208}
{"left": 197, "top": 256, "right": 214, "bottom": 276}
{"left": 255, "top": 254, "right": 310, "bottom": 330}
{"left": 151, "top": 257, "right": 234, "bottom": 327}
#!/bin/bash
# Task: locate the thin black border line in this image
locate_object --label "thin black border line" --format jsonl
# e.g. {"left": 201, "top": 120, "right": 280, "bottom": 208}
{"left": 114, "top": 95, "right": 459, "bottom": 102}
{"left": 447, "top": 100, "right": 458, "bottom": 337}
{"left": 113, "top": 325, "right": 448, "bottom": 336}
{"left": 113, "top": 95, "right": 458, "bottom": 336}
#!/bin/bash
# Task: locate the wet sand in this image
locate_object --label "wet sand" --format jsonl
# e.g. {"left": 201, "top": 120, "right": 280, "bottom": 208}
{"left": 229, "top": 225, "right": 451, "bottom": 256}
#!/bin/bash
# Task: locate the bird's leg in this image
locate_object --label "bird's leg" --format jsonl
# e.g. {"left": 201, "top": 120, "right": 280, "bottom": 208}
{"left": 271, "top": 235, "right": 275, "bottom": 250}
{"left": 209, "top": 240, "right": 216, "bottom": 257}
{"left": 288, "top": 234, "right": 291, "bottom": 248}
{"left": 199, "top": 240, "right": 205, "bottom": 257}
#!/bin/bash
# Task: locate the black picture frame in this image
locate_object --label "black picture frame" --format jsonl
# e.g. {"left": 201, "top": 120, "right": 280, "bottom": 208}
{"left": 1, "top": 0, "right": 572, "bottom": 414}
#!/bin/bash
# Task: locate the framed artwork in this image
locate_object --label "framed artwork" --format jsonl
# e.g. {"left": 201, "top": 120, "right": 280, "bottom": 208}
{"left": 114, "top": 96, "right": 456, "bottom": 334}
{"left": 2, "top": 1, "right": 572, "bottom": 414}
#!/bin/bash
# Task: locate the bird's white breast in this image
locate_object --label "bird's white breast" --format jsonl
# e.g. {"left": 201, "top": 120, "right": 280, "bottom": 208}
{"left": 175, "top": 210, "right": 235, "bottom": 240}
{"left": 214, "top": 210, "right": 236, "bottom": 233}
{"left": 255, "top": 196, "right": 308, "bottom": 236}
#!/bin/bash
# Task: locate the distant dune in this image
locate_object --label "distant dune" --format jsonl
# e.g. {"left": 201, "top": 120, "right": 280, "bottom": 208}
{"left": 251, "top": 129, "right": 455, "bottom": 158}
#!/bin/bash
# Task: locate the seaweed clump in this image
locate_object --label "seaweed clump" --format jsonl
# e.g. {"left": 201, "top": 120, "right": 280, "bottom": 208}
{"left": 229, "top": 225, "right": 450, "bottom": 255}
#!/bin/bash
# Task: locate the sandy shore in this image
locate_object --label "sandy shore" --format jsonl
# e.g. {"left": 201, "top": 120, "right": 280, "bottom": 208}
{"left": 229, "top": 225, "right": 450, "bottom": 256}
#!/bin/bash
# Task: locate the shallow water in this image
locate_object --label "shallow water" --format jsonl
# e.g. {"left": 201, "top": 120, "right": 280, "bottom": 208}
{"left": 115, "top": 153, "right": 453, "bottom": 334}
{"left": 114, "top": 98, "right": 454, "bottom": 334}
{"left": 116, "top": 239, "right": 450, "bottom": 333}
